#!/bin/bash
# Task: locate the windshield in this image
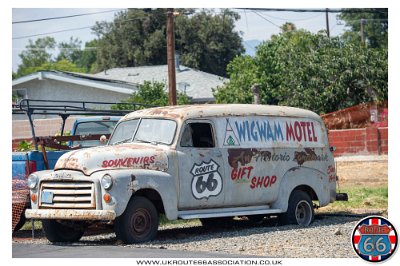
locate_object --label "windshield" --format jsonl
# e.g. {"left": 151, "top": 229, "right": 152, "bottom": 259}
{"left": 109, "top": 118, "right": 176, "bottom": 145}
{"left": 134, "top": 119, "right": 177, "bottom": 145}
{"left": 109, "top": 119, "right": 139, "bottom": 145}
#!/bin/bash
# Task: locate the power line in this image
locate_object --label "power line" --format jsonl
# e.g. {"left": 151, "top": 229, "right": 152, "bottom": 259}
{"left": 13, "top": 47, "right": 97, "bottom": 51}
{"left": 12, "top": 26, "right": 93, "bottom": 40}
{"left": 13, "top": 16, "right": 150, "bottom": 40}
{"left": 237, "top": 8, "right": 387, "bottom": 14}
{"left": 261, "top": 12, "right": 323, "bottom": 22}
{"left": 12, "top": 9, "right": 124, "bottom": 24}
{"left": 252, "top": 11, "right": 281, "bottom": 29}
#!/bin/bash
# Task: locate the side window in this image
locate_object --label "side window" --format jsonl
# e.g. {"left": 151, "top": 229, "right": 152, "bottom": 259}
{"left": 180, "top": 123, "right": 215, "bottom": 148}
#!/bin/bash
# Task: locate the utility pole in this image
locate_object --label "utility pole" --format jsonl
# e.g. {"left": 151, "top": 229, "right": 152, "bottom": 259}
{"left": 166, "top": 8, "right": 177, "bottom": 106}
{"left": 360, "top": 19, "right": 366, "bottom": 47}
{"left": 325, "top": 8, "right": 330, "bottom": 38}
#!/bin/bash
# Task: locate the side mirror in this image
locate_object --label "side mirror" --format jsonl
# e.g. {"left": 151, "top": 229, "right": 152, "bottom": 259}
{"left": 330, "top": 146, "right": 336, "bottom": 152}
{"left": 100, "top": 135, "right": 107, "bottom": 144}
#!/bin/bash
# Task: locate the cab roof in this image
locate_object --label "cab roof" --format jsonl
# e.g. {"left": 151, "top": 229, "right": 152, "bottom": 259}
{"left": 124, "top": 104, "right": 322, "bottom": 121}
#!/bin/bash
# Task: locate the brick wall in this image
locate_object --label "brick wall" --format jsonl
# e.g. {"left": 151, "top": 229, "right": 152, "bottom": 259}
{"left": 378, "top": 127, "right": 388, "bottom": 154}
{"left": 328, "top": 127, "right": 388, "bottom": 156}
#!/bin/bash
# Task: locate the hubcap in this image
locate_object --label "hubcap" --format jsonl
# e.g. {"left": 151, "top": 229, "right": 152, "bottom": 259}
{"left": 131, "top": 208, "right": 151, "bottom": 237}
{"left": 295, "top": 200, "right": 312, "bottom": 226}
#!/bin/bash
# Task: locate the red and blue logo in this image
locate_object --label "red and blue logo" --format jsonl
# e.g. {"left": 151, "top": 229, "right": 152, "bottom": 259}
{"left": 352, "top": 216, "right": 397, "bottom": 262}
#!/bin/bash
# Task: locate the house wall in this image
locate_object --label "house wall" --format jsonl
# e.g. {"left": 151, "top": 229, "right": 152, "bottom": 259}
{"left": 328, "top": 127, "right": 388, "bottom": 156}
{"left": 13, "top": 79, "right": 132, "bottom": 120}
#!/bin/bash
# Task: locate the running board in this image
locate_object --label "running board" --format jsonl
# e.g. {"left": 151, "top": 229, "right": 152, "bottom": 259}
{"left": 178, "top": 205, "right": 283, "bottom": 219}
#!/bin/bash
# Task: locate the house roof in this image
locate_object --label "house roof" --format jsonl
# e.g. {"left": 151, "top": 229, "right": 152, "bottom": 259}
{"left": 12, "top": 71, "right": 138, "bottom": 95}
{"left": 93, "top": 65, "right": 228, "bottom": 102}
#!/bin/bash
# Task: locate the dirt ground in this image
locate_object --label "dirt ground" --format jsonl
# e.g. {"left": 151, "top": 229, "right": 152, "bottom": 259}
{"left": 336, "top": 160, "right": 388, "bottom": 188}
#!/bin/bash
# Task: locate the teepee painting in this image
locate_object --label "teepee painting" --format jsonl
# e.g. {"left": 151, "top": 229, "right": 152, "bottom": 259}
{"left": 223, "top": 119, "right": 240, "bottom": 146}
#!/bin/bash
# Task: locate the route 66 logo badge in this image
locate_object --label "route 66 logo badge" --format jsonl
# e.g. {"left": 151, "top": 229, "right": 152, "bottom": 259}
{"left": 352, "top": 216, "right": 398, "bottom": 262}
{"left": 190, "top": 160, "right": 222, "bottom": 199}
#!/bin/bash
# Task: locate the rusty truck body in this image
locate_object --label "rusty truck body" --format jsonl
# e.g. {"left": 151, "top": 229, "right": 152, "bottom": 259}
{"left": 26, "top": 104, "right": 346, "bottom": 243}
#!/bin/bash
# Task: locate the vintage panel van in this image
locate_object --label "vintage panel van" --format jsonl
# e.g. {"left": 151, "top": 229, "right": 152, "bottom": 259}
{"left": 26, "top": 104, "right": 347, "bottom": 243}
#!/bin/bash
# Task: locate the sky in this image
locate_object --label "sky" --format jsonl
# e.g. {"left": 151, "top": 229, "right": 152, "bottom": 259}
{"left": 12, "top": 8, "right": 346, "bottom": 72}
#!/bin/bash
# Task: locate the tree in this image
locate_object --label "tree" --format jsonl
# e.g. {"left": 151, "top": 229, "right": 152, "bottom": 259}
{"left": 17, "top": 59, "right": 86, "bottom": 76}
{"left": 175, "top": 9, "right": 244, "bottom": 76}
{"left": 16, "top": 37, "right": 56, "bottom": 77}
{"left": 112, "top": 81, "right": 190, "bottom": 110}
{"left": 56, "top": 37, "right": 83, "bottom": 63}
{"left": 338, "top": 8, "right": 388, "bottom": 48}
{"left": 91, "top": 8, "right": 244, "bottom": 76}
{"left": 14, "top": 36, "right": 95, "bottom": 79}
{"left": 76, "top": 40, "right": 98, "bottom": 73}
{"left": 214, "top": 27, "right": 387, "bottom": 114}
{"left": 92, "top": 9, "right": 168, "bottom": 71}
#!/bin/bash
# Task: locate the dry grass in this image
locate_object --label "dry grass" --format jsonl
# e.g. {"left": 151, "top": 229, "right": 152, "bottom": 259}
{"left": 319, "top": 160, "right": 388, "bottom": 214}
{"left": 336, "top": 161, "right": 387, "bottom": 188}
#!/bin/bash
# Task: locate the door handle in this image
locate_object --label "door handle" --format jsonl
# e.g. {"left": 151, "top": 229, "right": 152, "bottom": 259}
{"left": 211, "top": 150, "right": 222, "bottom": 157}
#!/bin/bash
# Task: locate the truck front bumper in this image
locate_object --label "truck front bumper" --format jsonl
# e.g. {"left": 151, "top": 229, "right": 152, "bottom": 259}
{"left": 25, "top": 209, "right": 116, "bottom": 220}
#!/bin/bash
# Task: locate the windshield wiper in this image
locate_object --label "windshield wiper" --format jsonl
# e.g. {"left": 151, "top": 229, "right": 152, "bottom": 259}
{"left": 134, "top": 138, "right": 168, "bottom": 145}
{"left": 112, "top": 138, "right": 131, "bottom": 145}
{"left": 134, "top": 138, "right": 153, "bottom": 144}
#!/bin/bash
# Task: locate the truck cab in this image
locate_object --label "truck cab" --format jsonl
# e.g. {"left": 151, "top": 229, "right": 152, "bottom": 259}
{"left": 26, "top": 104, "right": 346, "bottom": 243}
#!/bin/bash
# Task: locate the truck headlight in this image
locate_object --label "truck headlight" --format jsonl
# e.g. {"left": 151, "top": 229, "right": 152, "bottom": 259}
{"left": 101, "top": 174, "right": 113, "bottom": 190}
{"left": 27, "top": 174, "right": 39, "bottom": 189}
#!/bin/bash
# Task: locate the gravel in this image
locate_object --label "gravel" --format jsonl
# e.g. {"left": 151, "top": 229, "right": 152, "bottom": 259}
{"left": 13, "top": 214, "right": 365, "bottom": 258}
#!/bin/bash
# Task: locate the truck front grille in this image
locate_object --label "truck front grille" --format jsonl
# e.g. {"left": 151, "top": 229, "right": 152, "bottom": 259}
{"left": 39, "top": 181, "right": 96, "bottom": 209}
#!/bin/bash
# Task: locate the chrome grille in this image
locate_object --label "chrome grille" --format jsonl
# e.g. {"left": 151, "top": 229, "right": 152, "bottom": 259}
{"left": 39, "top": 181, "right": 95, "bottom": 209}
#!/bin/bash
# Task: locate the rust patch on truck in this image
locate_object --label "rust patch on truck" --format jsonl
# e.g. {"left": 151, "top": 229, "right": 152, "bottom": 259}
{"left": 228, "top": 149, "right": 255, "bottom": 169}
{"left": 293, "top": 148, "right": 328, "bottom": 166}
{"left": 228, "top": 149, "right": 272, "bottom": 169}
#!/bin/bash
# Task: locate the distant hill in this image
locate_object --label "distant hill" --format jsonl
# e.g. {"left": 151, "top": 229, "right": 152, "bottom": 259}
{"left": 243, "top": 39, "right": 262, "bottom": 56}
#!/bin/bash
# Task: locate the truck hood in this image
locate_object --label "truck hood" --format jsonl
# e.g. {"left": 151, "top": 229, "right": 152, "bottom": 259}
{"left": 54, "top": 143, "right": 168, "bottom": 175}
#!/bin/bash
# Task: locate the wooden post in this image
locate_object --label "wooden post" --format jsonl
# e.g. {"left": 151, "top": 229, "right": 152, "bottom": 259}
{"left": 325, "top": 8, "right": 330, "bottom": 38}
{"left": 251, "top": 84, "right": 260, "bottom": 104}
{"left": 167, "top": 8, "right": 177, "bottom": 106}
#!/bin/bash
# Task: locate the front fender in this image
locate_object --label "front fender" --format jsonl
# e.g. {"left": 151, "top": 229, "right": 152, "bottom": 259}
{"left": 271, "top": 166, "right": 330, "bottom": 211}
{"left": 95, "top": 169, "right": 178, "bottom": 220}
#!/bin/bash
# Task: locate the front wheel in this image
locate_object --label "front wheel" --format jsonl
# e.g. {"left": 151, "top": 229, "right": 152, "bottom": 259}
{"left": 114, "top": 196, "right": 159, "bottom": 244}
{"left": 42, "top": 220, "right": 85, "bottom": 242}
{"left": 279, "top": 190, "right": 314, "bottom": 226}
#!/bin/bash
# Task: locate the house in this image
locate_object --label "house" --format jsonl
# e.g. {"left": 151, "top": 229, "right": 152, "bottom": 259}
{"left": 12, "top": 71, "right": 138, "bottom": 120}
{"left": 12, "top": 65, "right": 227, "bottom": 120}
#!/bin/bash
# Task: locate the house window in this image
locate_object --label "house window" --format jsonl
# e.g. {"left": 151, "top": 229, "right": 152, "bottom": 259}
{"left": 181, "top": 122, "right": 215, "bottom": 148}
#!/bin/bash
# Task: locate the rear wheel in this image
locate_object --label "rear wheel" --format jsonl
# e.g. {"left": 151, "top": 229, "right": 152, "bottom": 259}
{"left": 42, "top": 220, "right": 85, "bottom": 242}
{"left": 114, "top": 196, "right": 159, "bottom": 244}
{"left": 279, "top": 190, "right": 314, "bottom": 226}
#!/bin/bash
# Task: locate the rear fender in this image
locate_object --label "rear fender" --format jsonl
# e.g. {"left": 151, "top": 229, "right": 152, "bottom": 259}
{"left": 271, "top": 166, "right": 330, "bottom": 211}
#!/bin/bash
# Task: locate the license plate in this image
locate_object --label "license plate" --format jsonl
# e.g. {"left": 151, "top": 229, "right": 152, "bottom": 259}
{"left": 41, "top": 191, "right": 54, "bottom": 204}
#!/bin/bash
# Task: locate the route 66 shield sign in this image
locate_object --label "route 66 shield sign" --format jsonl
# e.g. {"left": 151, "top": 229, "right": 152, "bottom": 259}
{"left": 352, "top": 216, "right": 398, "bottom": 262}
{"left": 190, "top": 160, "right": 223, "bottom": 200}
